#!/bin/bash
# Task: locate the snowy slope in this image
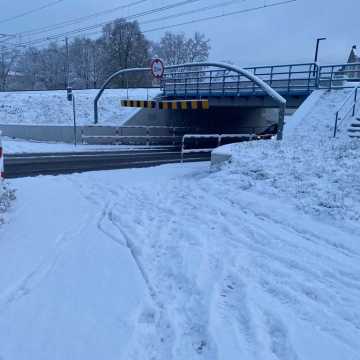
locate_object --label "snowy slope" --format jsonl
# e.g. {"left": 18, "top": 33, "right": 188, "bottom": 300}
{"left": 216, "top": 89, "right": 360, "bottom": 223}
{"left": 0, "top": 88, "right": 159, "bottom": 126}
{"left": 284, "top": 89, "right": 325, "bottom": 135}
{"left": 285, "top": 88, "right": 353, "bottom": 139}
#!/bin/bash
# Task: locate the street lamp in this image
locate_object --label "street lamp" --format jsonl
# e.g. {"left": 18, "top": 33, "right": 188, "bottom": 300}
{"left": 314, "top": 37, "right": 327, "bottom": 63}
{"left": 313, "top": 37, "right": 327, "bottom": 76}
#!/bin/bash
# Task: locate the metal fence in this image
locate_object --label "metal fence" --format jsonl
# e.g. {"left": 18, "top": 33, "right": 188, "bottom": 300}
{"left": 81, "top": 125, "right": 198, "bottom": 146}
{"left": 319, "top": 63, "right": 360, "bottom": 89}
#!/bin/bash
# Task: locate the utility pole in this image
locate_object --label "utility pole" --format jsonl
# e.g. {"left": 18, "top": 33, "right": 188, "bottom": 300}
{"left": 65, "top": 37, "right": 69, "bottom": 89}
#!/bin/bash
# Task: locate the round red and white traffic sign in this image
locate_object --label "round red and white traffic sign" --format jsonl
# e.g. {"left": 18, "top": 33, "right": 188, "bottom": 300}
{"left": 150, "top": 58, "right": 165, "bottom": 79}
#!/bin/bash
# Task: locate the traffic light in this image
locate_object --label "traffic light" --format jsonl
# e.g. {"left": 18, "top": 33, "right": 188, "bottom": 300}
{"left": 67, "top": 87, "right": 73, "bottom": 102}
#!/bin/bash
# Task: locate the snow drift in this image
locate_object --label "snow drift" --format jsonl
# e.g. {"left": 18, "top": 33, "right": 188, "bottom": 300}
{"left": 215, "top": 89, "right": 360, "bottom": 223}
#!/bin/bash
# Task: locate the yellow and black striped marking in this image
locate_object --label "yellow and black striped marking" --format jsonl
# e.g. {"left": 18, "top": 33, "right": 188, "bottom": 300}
{"left": 121, "top": 99, "right": 209, "bottom": 110}
{"left": 121, "top": 100, "right": 157, "bottom": 108}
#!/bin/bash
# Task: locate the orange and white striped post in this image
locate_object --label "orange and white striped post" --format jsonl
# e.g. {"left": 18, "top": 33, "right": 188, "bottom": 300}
{"left": 0, "top": 131, "right": 4, "bottom": 180}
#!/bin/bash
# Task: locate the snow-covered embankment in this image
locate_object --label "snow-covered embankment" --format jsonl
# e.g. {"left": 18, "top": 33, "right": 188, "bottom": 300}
{"left": 0, "top": 88, "right": 159, "bottom": 126}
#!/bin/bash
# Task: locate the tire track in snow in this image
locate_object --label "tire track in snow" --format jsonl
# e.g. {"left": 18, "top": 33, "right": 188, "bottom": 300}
{"left": 67, "top": 178, "right": 177, "bottom": 360}
{"left": 197, "top": 179, "right": 360, "bottom": 351}
{"left": 106, "top": 184, "right": 221, "bottom": 359}
{"left": 66, "top": 164, "right": 360, "bottom": 359}
{"left": 0, "top": 213, "right": 92, "bottom": 314}
{"left": 169, "top": 175, "right": 360, "bottom": 355}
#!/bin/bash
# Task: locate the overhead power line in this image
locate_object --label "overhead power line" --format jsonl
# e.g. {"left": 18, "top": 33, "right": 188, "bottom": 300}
{"left": 70, "top": 0, "right": 296, "bottom": 40}
{"left": 2, "top": 0, "right": 296, "bottom": 53}
{"left": 17, "top": 0, "right": 149, "bottom": 37}
{"left": 0, "top": 0, "right": 66, "bottom": 25}
{"left": 141, "top": 0, "right": 246, "bottom": 27}
{"left": 144, "top": 0, "right": 297, "bottom": 33}
{"left": 5, "top": 0, "right": 204, "bottom": 48}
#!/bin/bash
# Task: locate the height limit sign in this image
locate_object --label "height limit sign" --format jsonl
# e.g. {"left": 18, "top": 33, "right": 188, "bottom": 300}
{"left": 151, "top": 58, "right": 165, "bottom": 79}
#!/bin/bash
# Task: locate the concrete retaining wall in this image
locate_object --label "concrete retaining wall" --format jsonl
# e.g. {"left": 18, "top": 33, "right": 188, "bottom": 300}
{"left": 0, "top": 124, "right": 82, "bottom": 143}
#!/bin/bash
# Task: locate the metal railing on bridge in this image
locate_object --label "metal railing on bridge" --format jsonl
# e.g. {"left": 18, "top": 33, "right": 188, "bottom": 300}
{"left": 161, "top": 63, "right": 319, "bottom": 98}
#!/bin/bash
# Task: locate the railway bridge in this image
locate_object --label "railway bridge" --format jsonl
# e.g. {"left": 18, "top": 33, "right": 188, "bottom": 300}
{"left": 92, "top": 61, "right": 354, "bottom": 144}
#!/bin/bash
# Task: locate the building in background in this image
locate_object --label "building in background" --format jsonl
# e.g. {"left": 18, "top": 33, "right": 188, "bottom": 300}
{"left": 347, "top": 45, "right": 360, "bottom": 80}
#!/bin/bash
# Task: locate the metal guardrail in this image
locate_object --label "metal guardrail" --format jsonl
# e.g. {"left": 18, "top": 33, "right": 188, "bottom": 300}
{"left": 333, "top": 87, "right": 359, "bottom": 137}
{"left": 81, "top": 125, "right": 199, "bottom": 146}
{"left": 161, "top": 63, "right": 319, "bottom": 97}
{"left": 181, "top": 133, "right": 259, "bottom": 162}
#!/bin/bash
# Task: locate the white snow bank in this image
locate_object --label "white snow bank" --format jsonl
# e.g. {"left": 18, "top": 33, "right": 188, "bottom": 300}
{"left": 217, "top": 137, "right": 360, "bottom": 224}
{"left": 215, "top": 89, "right": 360, "bottom": 223}
{"left": 285, "top": 88, "right": 353, "bottom": 139}
{"left": 0, "top": 88, "right": 159, "bottom": 126}
{"left": 284, "top": 89, "right": 325, "bottom": 136}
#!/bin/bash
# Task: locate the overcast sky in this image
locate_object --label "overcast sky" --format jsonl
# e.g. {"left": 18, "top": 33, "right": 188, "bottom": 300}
{"left": 0, "top": 0, "right": 358, "bottom": 66}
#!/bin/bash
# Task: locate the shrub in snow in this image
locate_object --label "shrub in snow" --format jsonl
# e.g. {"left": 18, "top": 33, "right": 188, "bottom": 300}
{"left": 0, "top": 183, "right": 15, "bottom": 224}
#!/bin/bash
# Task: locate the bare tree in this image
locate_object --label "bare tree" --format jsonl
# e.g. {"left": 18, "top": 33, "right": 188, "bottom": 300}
{"left": 100, "top": 19, "right": 150, "bottom": 86}
{"left": 70, "top": 38, "right": 90, "bottom": 88}
{"left": 37, "top": 42, "right": 67, "bottom": 90}
{"left": 4, "top": 21, "right": 211, "bottom": 91}
{"left": 16, "top": 47, "right": 43, "bottom": 90}
{"left": 186, "top": 32, "right": 211, "bottom": 63}
{"left": 153, "top": 32, "right": 210, "bottom": 65}
{"left": 0, "top": 47, "right": 19, "bottom": 91}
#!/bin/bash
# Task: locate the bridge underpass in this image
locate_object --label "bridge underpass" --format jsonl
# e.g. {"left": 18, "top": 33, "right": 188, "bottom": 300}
{"left": 92, "top": 61, "right": 293, "bottom": 146}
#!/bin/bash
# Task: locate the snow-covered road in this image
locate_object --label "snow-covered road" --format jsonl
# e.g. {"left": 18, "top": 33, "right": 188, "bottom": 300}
{"left": 1, "top": 160, "right": 359, "bottom": 360}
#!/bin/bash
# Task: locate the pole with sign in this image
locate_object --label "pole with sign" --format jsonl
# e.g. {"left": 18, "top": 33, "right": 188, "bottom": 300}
{"left": 150, "top": 58, "right": 165, "bottom": 79}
